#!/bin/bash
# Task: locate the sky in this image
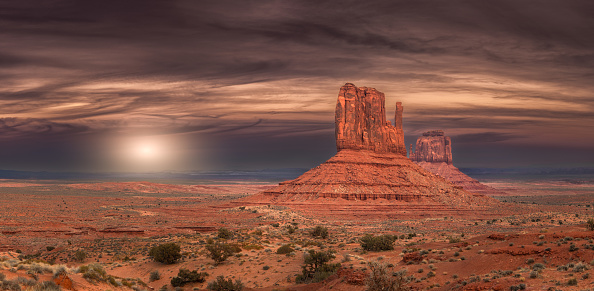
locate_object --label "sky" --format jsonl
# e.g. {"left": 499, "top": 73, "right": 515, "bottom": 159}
{"left": 0, "top": 0, "right": 593, "bottom": 173}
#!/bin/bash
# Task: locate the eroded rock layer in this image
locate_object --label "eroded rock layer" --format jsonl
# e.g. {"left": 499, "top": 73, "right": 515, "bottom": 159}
{"left": 414, "top": 162, "right": 503, "bottom": 195}
{"left": 261, "top": 149, "right": 492, "bottom": 205}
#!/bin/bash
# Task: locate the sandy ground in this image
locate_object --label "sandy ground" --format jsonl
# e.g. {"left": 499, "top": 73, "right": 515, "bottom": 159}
{"left": 0, "top": 180, "right": 593, "bottom": 290}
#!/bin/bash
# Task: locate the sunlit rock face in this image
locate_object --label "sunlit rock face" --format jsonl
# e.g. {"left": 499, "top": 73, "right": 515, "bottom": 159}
{"left": 409, "top": 130, "right": 452, "bottom": 165}
{"left": 335, "top": 83, "right": 407, "bottom": 156}
{"left": 260, "top": 84, "right": 496, "bottom": 206}
{"left": 410, "top": 130, "right": 503, "bottom": 195}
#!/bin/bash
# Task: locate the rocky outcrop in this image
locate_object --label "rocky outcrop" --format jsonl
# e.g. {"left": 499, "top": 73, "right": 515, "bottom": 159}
{"left": 410, "top": 130, "right": 503, "bottom": 195}
{"left": 335, "top": 83, "right": 406, "bottom": 156}
{"left": 257, "top": 84, "right": 496, "bottom": 207}
{"left": 409, "top": 130, "right": 452, "bottom": 164}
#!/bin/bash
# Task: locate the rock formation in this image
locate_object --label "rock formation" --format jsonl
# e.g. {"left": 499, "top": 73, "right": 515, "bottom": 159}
{"left": 410, "top": 130, "right": 503, "bottom": 195}
{"left": 335, "top": 83, "right": 406, "bottom": 155}
{"left": 256, "top": 83, "right": 496, "bottom": 207}
{"left": 409, "top": 130, "right": 452, "bottom": 164}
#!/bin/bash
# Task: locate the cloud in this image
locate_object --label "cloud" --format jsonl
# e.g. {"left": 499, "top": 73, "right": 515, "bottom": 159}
{"left": 0, "top": 0, "right": 593, "bottom": 170}
{"left": 0, "top": 118, "right": 89, "bottom": 138}
{"left": 452, "top": 132, "right": 522, "bottom": 144}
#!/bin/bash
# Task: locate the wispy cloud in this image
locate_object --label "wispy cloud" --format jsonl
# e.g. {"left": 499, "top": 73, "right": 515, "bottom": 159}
{"left": 0, "top": 0, "right": 593, "bottom": 170}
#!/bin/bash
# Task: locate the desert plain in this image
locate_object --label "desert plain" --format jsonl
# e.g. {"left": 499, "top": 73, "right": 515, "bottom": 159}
{"left": 0, "top": 176, "right": 593, "bottom": 291}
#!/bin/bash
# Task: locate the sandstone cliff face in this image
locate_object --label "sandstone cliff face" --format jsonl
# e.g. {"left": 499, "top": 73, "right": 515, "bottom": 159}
{"left": 335, "top": 83, "right": 406, "bottom": 156}
{"left": 410, "top": 130, "right": 503, "bottom": 195}
{"left": 409, "top": 130, "right": 452, "bottom": 164}
{"left": 259, "top": 84, "right": 496, "bottom": 207}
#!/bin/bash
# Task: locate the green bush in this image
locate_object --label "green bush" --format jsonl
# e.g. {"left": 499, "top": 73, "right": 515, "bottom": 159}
{"left": 276, "top": 244, "right": 294, "bottom": 255}
{"left": 360, "top": 234, "right": 396, "bottom": 251}
{"left": 310, "top": 226, "right": 329, "bottom": 239}
{"left": 170, "top": 269, "right": 208, "bottom": 287}
{"left": 296, "top": 249, "right": 340, "bottom": 283}
{"left": 207, "top": 275, "right": 244, "bottom": 291}
{"left": 205, "top": 242, "right": 240, "bottom": 264}
{"left": 217, "top": 228, "right": 234, "bottom": 240}
{"left": 74, "top": 250, "right": 87, "bottom": 262}
{"left": 149, "top": 243, "right": 182, "bottom": 264}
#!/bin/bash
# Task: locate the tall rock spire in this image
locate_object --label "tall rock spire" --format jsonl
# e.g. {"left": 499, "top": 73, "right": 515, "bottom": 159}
{"left": 335, "top": 83, "right": 407, "bottom": 155}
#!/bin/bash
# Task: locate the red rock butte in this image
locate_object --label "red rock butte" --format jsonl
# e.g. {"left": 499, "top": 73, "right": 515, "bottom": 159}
{"left": 249, "top": 83, "right": 497, "bottom": 209}
{"left": 410, "top": 130, "right": 504, "bottom": 195}
{"left": 335, "top": 83, "right": 406, "bottom": 155}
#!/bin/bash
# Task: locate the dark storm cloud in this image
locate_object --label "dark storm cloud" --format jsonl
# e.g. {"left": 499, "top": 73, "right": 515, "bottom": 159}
{"left": 1, "top": 0, "right": 593, "bottom": 170}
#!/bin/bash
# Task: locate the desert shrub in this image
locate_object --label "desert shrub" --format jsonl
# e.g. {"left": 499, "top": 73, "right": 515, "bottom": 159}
{"left": 30, "top": 281, "right": 61, "bottom": 291}
{"left": 567, "top": 278, "right": 578, "bottom": 286}
{"left": 360, "top": 234, "right": 396, "bottom": 251}
{"left": 205, "top": 242, "right": 240, "bottom": 264}
{"left": 296, "top": 249, "right": 340, "bottom": 283}
{"left": 207, "top": 275, "right": 244, "bottom": 291}
{"left": 52, "top": 266, "right": 67, "bottom": 279}
{"left": 170, "top": 269, "right": 208, "bottom": 287}
{"left": 310, "top": 226, "right": 328, "bottom": 239}
{"left": 366, "top": 262, "right": 410, "bottom": 291}
{"left": 241, "top": 243, "right": 263, "bottom": 250}
{"left": 0, "top": 280, "right": 21, "bottom": 291}
{"left": 510, "top": 284, "right": 526, "bottom": 291}
{"left": 525, "top": 258, "right": 534, "bottom": 264}
{"left": 532, "top": 263, "right": 545, "bottom": 271}
{"left": 263, "top": 265, "right": 270, "bottom": 270}
{"left": 149, "top": 270, "right": 161, "bottom": 282}
{"left": 287, "top": 225, "right": 296, "bottom": 234}
{"left": 569, "top": 244, "right": 579, "bottom": 252}
{"left": 80, "top": 263, "right": 107, "bottom": 282}
{"left": 529, "top": 271, "right": 538, "bottom": 278}
{"left": 276, "top": 244, "right": 294, "bottom": 255}
{"left": 46, "top": 246, "right": 55, "bottom": 252}
{"left": 74, "top": 250, "right": 87, "bottom": 262}
{"left": 573, "top": 262, "right": 589, "bottom": 272}
{"left": 149, "top": 243, "right": 181, "bottom": 264}
{"left": 28, "top": 263, "right": 45, "bottom": 274}
{"left": 448, "top": 236, "right": 461, "bottom": 243}
{"left": 587, "top": 218, "right": 594, "bottom": 231}
{"left": 15, "top": 277, "right": 36, "bottom": 286}
{"left": 217, "top": 228, "right": 234, "bottom": 240}
{"left": 271, "top": 223, "right": 280, "bottom": 227}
